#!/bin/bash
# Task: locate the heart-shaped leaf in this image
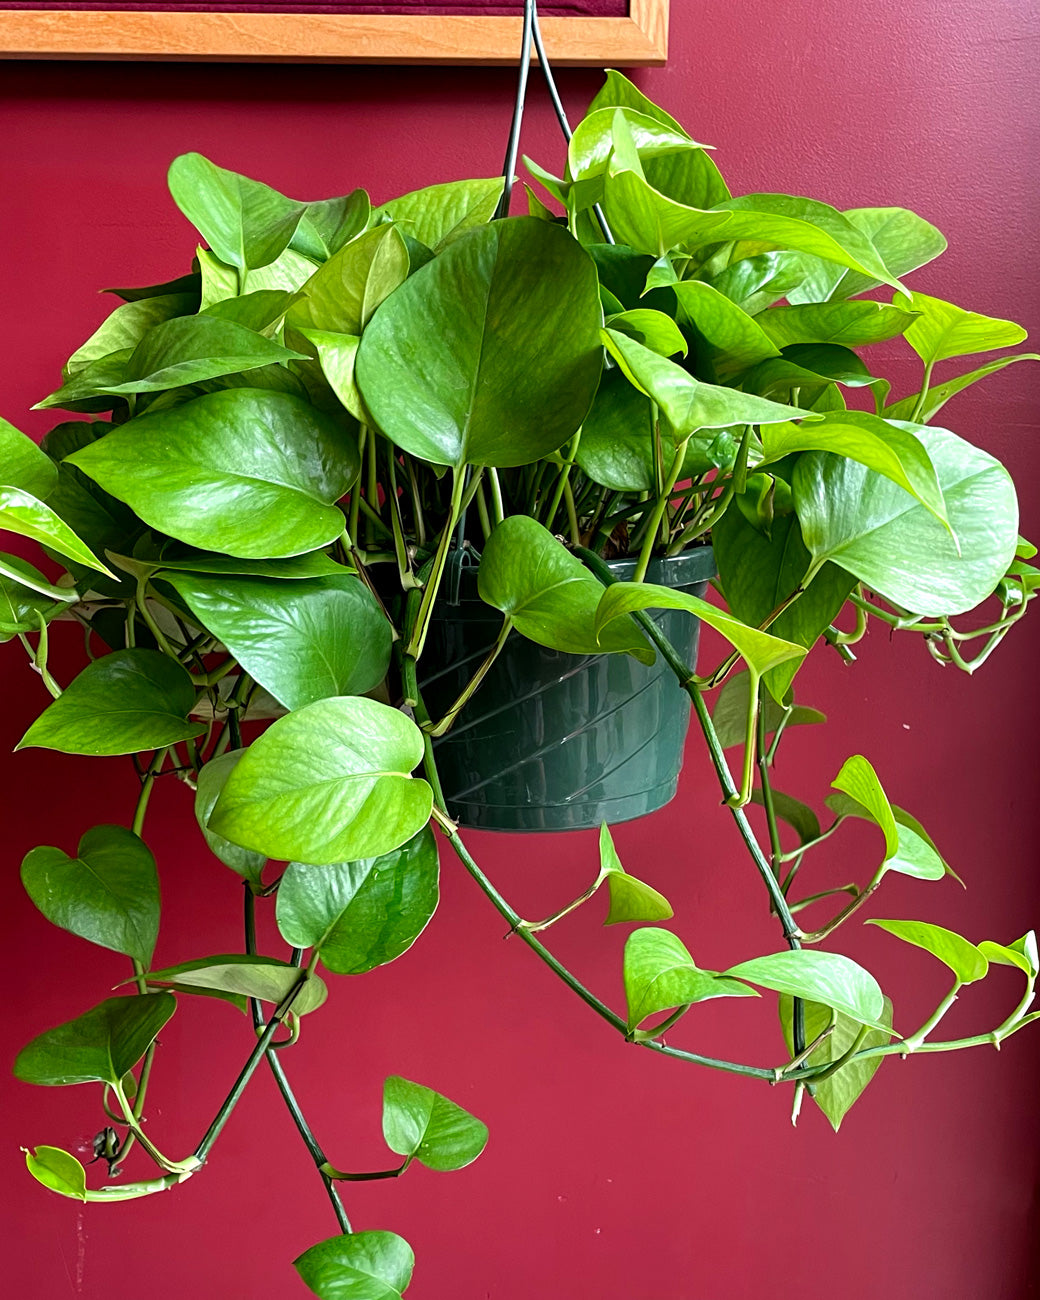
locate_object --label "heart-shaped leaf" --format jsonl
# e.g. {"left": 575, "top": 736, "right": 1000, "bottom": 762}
{"left": 866, "top": 919, "right": 989, "bottom": 984}
{"left": 794, "top": 422, "right": 1018, "bottom": 616}
{"left": 68, "top": 389, "right": 359, "bottom": 559}
{"left": 210, "top": 696, "right": 432, "bottom": 866}
{"left": 603, "top": 329, "right": 813, "bottom": 438}
{"left": 19, "top": 649, "right": 205, "bottom": 756}
{"left": 750, "top": 788, "right": 821, "bottom": 845}
{"left": 144, "top": 955, "right": 327, "bottom": 1015}
{"left": 371, "top": 177, "right": 503, "bottom": 250}
{"left": 598, "top": 824, "right": 673, "bottom": 925}
{"left": 356, "top": 218, "right": 603, "bottom": 469}
{"left": 671, "top": 281, "right": 780, "bottom": 375}
{"left": 276, "top": 828, "right": 439, "bottom": 974}
{"left": 382, "top": 1075, "right": 488, "bottom": 1171}
{"left": 624, "top": 928, "right": 757, "bottom": 1031}
{"left": 788, "top": 206, "right": 946, "bottom": 304}
{"left": 831, "top": 756, "right": 898, "bottom": 858}
{"left": 168, "top": 153, "right": 305, "bottom": 272}
{"left": 723, "top": 950, "right": 889, "bottom": 1030}
{"left": 64, "top": 293, "right": 198, "bottom": 378}
{"left": 14, "top": 993, "right": 176, "bottom": 1087}
{"left": 896, "top": 290, "right": 1027, "bottom": 365}
{"left": 294, "top": 1231, "right": 415, "bottom": 1300}
{"left": 779, "top": 996, "right": 894, "bottom": 1130}
{"left": 595, "top": 582, "right": 807, "bottom": 681}
{"left": 162, "top": 570, "right": 392, "bottom": 711}
{"left": 194, "top": 751, "right": 267, "bottom": 885}
{"left": 825, "top": 791, "right": 947, "bottom": 882}
{"left": 477, "top": 516, "right": 653, "bottom": 663}
{"left": 21, "top": 825, "right": 160, "bottom": 966}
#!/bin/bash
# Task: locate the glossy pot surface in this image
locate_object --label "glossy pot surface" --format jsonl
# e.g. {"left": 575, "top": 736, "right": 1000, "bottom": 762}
{"left": 421, "top": 546, "right": 716, "bottom": 832}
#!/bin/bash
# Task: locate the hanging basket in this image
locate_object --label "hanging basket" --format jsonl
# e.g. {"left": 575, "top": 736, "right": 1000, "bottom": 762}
{"left": 420, "top": 546, "right": 716, "bottom": 832}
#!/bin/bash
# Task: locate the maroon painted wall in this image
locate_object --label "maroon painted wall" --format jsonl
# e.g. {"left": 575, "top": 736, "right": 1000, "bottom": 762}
{"left": 2, "top": 1, "right": 1039, "bottom": 1295}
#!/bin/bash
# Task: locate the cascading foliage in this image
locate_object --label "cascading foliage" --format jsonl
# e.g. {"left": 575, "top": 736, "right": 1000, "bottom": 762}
{"left": 4, "top": 71, "right": 1039, "bottom": 1297}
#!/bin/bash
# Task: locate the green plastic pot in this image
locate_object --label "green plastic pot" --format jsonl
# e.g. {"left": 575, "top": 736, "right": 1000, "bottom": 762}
{"left": 420, "top": 546, "right": 716, "bottom": 832}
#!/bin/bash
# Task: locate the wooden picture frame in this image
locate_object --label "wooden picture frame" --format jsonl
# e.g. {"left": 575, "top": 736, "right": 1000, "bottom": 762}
{"left": 0, "top": 0, "right": 667, "bottom": 63}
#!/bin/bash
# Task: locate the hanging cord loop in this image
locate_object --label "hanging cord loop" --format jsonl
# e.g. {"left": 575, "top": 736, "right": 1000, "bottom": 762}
{"left": 495, "top": 0, "right": 615, "bottom": 243}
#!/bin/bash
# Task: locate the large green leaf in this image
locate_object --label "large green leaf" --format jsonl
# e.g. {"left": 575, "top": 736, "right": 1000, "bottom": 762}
{"left": 723, "top": 950, "right": 889, "bottom": 1030}
{"left": 605, "top": 307, "right": 688, "bottom": 359}
{"left": 162, "top": 570, "right": 391, "bottom": 711}
{"left": 21, "top": 825, "right": 160, "bottom": 966}
{"left": 64, "top": 293, "right": 197, "bottom": 378}
{"left": 0, "top": 415, "right": 58, "bottom": 498}
{"left": 710, "top": 669, "right": 824, "bottom": 750}
{"left": 598, "top": 823, "right": 673, "bottom": 925}
{"left": 67, "top": 389, "right": 359, "bottom": 559}
{"left": 600, "top": 172, "right": 902, "bottom": 291}
{"left": 356, "top": 218, "right": 603, "bottom": 469}
{"left": 759, "top": 413, "right": 946, "bottom": 525}
{"left": 0, "top": 485, "right": 113, "bottom": 576}
{"left": 779, "top": 996, "right": 893, "bottom": 1130}
{"left": 758, "top": 301, "right": 917, "bottom": 349}
{"left": 478, "top": 516, "right": 653, "bottom": 662}
{"left": 896, "top": 290, "right": 1028, "bottom": 365}
{"left": 210, "top": 696, "right": 432, "bottom": 865}
{"left": 168, "top": 153, "right": 304, "bottom": 272}
{"left": 371, "top": 177, "right": 503, "bottom": 250}
{"left": 14, "top": 993, "right": 176, "bottom": 1087}
{"left": 867, "top": 919, "right": 989, "bottom": 984}
{"left": 595, "top": 581, "right": 807, "bottom": 680}
{"left": 794, "top": 422, "right": 1018, "bottom": 615}
{"left": 708, "top": 252, "right": 805, "bottom": 316}
{"left": 38, "top": 316, "right": 306, "bottom": 408}
{"left": 194, "top": 751, "right": 267, "bottom": 885}
{"left": 288, "top": 225, "right": 409, "bottom": 335}
{"left": 294, "top": 1231, "right": 415, "bottom": 1300}
{"left": 19, "top": 649, "right": 205, "bottom": 756}
{"left": 624, "top": 928, "right": 757, "bottom": 1030}
{"left": 144, "top": 955, "right": 327, "bottom": 1015}
{"left": 291, "top": 188, "right": 371, "bottom": 261}
{"left": 787, "top": 206, "right": 946, "bottom": 304}
{"left": 568, "top": 107, "right": 705, "bottom": 188}
{"left": 603, "top": 330, "right": 813, "bottom": 437}
{"left": 884, "top": 353, "right": 1040, "bottom": 423}
{"left": 588, "top": 70, "right": 689, "bottom": 137}
{"left": 382, "top": 1075, "right": 488, "bottom": 1171}
{"left": 276, "top": 828, "right": 439, "bottom": 974}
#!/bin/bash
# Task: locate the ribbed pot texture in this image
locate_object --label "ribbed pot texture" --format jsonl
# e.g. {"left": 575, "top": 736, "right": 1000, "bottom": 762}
{"left": 420, "top": 546, "right": 716, "bottom": 832}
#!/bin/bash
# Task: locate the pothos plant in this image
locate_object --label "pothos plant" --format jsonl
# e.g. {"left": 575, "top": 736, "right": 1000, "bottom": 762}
{"left": 5, "top": 65, "right": 1040, "bottom": 1297}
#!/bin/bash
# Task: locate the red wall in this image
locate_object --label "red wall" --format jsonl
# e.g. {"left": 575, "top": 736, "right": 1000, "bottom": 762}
{"left": 3, "top": 2, "right": 1039, "bottom": 1295}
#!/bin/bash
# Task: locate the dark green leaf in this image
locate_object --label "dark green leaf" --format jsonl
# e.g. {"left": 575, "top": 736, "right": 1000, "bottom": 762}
{"left": 478, "top": 516, "right": 653, "bottom": 662}
{"left": 357, "top": 219, "right": 603, "bottom": 469}
{"left": 276, "top": 828, "right": 439, "bottom": 974}
{"left": 294, "top": 1231, "right": 414, "bottom": 1300}
{"left": 67, "top": 389, "right": 359, "bottom": 559}
{"left": 671, "top": 281, "right": 781, "bottom": 376}
{"left": 18, "top": 649, "right": 205, "bottom": 756}
{"left": 21, "top": 825, "right": 159, "bottom": 965}
{"left": 210, "top": 696, "right": 432, "bottom": 866}
{"left": 710, "top": 669, "right": 825, "bottom": 749}
{"left": 382, "top": 1075, "right": 488, "bottom": 1171}
{"left": 749, "top": 788, "right": 821, "bottom": 845}
{"left": 14, "top": 993, "right": 176, "bottom": 1087}
{"left": 162, "top": 570, "right": 391, "bottom": 710}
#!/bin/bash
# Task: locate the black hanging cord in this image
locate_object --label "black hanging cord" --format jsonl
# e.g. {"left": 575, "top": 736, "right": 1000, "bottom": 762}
{"left": 494, "top": 0, "right": 536, "bottom": 219}
{"left": 496, "top": 0, "right": 615, "bottom": 243}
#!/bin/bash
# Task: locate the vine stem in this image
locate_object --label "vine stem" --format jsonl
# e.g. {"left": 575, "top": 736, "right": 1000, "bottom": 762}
{"left": 243, "top": 889, "right": 352, "bottom": 1234}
